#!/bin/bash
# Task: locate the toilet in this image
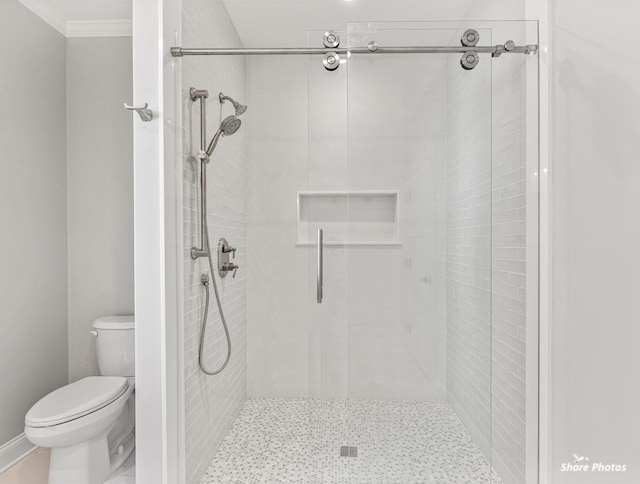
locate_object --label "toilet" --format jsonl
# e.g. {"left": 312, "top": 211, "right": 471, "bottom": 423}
{"left": 24, "top": 316, "right": 135, "bottom": 484}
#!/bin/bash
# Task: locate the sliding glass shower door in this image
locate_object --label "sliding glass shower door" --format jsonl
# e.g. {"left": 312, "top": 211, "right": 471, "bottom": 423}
{"left": 307, "top": 21, "right": 495, "bottom": 480}
{"left": 348, "top": 23, "right": 494, "bottom": 482}
{"left": 306, "top": 21, "right": 539, "bottom": 483}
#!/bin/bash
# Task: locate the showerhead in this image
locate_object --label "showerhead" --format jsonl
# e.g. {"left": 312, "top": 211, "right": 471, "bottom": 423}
{"left": 206, "top": 115, "right": 242, "bottom": 156}
{"left": 221, "top": 115, "right": 242, "bottom": 135}
{"left": 219, "top": 92, "right": 248, "bottom": 116}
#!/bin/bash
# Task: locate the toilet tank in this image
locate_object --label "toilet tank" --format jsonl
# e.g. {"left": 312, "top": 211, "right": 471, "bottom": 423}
{"left": 92, "top": 316, "right": 135, "bottom": 377}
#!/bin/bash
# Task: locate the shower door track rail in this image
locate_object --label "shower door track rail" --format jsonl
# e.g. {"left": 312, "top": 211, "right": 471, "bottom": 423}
{"left": 170, "top": 44, "right": 538, "bottom": 57}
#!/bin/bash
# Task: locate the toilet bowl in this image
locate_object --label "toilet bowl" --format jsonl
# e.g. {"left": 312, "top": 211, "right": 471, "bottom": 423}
{"left": 24, "top": 316, "right": 135, "bottom": 484}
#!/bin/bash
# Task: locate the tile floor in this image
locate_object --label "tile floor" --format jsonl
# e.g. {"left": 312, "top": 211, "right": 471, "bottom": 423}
{"left": 0, "top": 400, "right": 497, "bottom": 484}
{"left": 201, "top": 399, "right": 501, "bottom": 484}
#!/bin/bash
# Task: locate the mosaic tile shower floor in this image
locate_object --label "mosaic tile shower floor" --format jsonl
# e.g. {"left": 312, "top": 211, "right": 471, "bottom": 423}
{"left": 201, "top": 399, "right": 501, "bottom": 484}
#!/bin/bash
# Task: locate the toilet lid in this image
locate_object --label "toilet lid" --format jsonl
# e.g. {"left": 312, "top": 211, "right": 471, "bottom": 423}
{"left": 25, "top": 376, "right": 128, "bottom": 427}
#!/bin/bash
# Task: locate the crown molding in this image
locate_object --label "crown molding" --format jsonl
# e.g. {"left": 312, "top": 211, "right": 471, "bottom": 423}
{"left": 66, "top": 20, "right": 132, "bottom": 38}
{"left": 18, "top": 0, "right": 132, "bottom": 38}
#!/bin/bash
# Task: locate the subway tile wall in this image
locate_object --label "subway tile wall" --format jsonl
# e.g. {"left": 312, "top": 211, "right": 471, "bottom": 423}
{"left": 182, "top": 2, "right": 248, "bottom": 483}
{"left": 445, "top": 54, "right": 493, "bottom": 464}
{"left": 445, "top": 35, "right": 529, "bottom": 484}
{"left": 246, "top": 51, "right": 448, "bottom": 402}
{"left": 490, "top": 54, "right": 528, "bottom": 484}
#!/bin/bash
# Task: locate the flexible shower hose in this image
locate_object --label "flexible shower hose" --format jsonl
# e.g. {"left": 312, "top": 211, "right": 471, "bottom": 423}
{"left": 198, "top": 220, "right": 232, "bottom": 375}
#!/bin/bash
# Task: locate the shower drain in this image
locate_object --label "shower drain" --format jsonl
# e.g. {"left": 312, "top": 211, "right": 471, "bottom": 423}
{"left": 340, "top": 446, "right": 358, "bottom": 457}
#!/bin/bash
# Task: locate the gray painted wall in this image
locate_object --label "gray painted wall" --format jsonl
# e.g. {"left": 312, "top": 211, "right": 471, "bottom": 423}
{"left": 66, "top": 37, "right": 134, "bottom": 382}
{"left": 0, "top": 1, "right": 68, "bottom": 445}
{"left": 0, "top": 5, "right": 133, "bottom": 447}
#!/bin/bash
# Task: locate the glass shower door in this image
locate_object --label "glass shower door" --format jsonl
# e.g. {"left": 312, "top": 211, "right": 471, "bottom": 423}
{"left": 305, "top": 28, "right": 352, "bottom": 482}
{"left": 343, "top": 23, "right": 495, "bottom": 483}
{"left": 307, "top": 21, "right": 539, "bottom": 483}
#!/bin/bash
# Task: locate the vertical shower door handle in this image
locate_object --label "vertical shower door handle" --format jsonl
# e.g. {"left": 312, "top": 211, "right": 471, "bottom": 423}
{"left": 317, "top": 229, "right": 323, "bottom": 303}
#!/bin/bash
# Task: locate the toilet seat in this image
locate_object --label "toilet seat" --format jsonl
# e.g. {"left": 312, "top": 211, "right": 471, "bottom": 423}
{"left": 25, "top": 376, "right": 128, "bottom": 428}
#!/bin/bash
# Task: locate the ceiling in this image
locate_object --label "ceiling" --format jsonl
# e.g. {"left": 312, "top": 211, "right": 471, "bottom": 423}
{"left": 17, "top": 0, "right": 476, "bottom": 41}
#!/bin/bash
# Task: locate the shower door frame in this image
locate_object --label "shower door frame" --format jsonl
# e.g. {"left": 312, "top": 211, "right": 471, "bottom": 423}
{"left": 527, "top": 4, "right": 551, "bottom": 484}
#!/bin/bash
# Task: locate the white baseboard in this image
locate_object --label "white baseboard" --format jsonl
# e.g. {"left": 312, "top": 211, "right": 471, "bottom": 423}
{"left": 0, "top": 434, "right": 37, "bottom": 474}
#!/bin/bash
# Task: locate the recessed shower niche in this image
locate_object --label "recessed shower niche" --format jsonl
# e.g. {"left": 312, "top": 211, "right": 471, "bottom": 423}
{"left": 296, "top": 190, "right": 400, "bottom": 246}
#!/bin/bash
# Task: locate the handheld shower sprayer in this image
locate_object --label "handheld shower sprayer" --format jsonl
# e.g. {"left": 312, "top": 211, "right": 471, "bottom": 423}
{"left": 206, "top": 115, "right": 242, "bottom": 156}
{"left": 219, "top": 92, "right": 248, "bottom": 116}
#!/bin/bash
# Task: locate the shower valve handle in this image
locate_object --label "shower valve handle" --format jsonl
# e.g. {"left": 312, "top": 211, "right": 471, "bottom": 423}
{"left": 222, "top": 262, "right": 239, "bottom": 278}
{"left": 222, "top": 245, "right": 236, "bottom": 258}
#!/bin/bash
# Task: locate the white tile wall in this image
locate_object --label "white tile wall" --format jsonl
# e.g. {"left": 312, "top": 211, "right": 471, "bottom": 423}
{"left": 445, "top": 52, "right": 493, "bottom": 459}
{"left": 182, "top": 2, "right": 248, "bottom": 482}
{"left": 459, "top": 15, "right": 530, "bottom": 479}
{"left": 246, "top": 46, "right": 448, "bottom": 402}
{"left": 246, "top": 55, "right": 313, "bottom": 399}
{"left": 445, "top": 22, "right": 530, "bottom": 484}
{"left": 490, "top": 54, "right": 528, "bottom": 484}
{"left": 344, "top": 52, "right": 449, "bottom": 401}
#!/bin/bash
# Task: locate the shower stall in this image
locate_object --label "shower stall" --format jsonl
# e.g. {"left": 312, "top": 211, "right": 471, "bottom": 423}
{"left": 166, "top": 5, "right": 539, "bottom": 483}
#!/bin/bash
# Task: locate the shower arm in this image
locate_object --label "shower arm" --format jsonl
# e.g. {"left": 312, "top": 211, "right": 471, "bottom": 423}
{"left": 190, "top": 87, "right": 210, "bottom": 260}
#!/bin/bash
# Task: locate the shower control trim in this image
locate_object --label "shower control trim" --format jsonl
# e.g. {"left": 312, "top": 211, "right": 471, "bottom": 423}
{"left": 218, "top": 238, "right": 239, "bottom": 278}
{"left": 221, "top": 262, "right": 239, "bottom": 278}
{"left": 222, "top": 244, "right": 237, "bottom": 258}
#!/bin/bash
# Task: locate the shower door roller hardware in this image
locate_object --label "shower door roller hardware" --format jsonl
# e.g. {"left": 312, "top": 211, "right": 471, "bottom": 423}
{"left": 323, "top": 31, "right": 341, "bottom": 48}
{"left": 460, "top": 51, "right": 480, "bottom": 70}
{"left": 368, "top": 41, "right": 379, "bottom": 52}
{"left": 323, "top": 52, "right": 341, "bottom": 71}
{"left": 218, "top": 238, "right": 239, "bottom": 278}
{"left": 461, "top": 29, "right": 480, "bottom": 47}
{"left": 123, "top": 102, "right": 153, "bottom": 122}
